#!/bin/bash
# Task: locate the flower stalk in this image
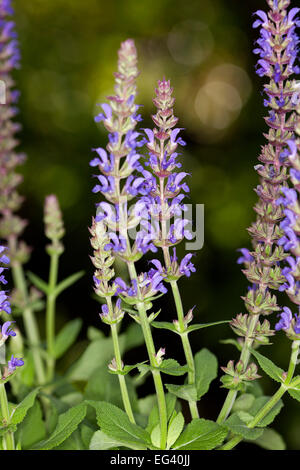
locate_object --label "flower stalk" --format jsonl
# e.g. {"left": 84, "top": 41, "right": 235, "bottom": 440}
{"left": 140, "top": 78, "right": 199, "bottom": 418}
{"left": 218, "top": 0, "right": 300, "bottom": 423}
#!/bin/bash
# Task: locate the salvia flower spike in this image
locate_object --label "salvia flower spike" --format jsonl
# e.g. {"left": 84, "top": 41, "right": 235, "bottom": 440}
{"left": 140, "top": 78, "right": 199, "bottom": 419}
{"left": 0, "top": 0, "right": 29, "bottom": 264}
{"left": 90, "top": 39, "right": 169, "bottom": 448}
{"left": 218, "top": 0, "right": 300, "bottom": 423}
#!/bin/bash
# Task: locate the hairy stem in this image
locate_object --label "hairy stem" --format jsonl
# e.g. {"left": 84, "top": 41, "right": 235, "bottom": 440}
{"left": 107, "top": 298, "right": 135, "bottom": 424}
{"left": 169, "top": 279, "right": 199, "bottom": 419}
{"left": 11, "top": 261, "right": 46, "bottom": 385}
{"left": 46, "top": 253, "right": 59, "bottom": 381}
{"left": 127, "top": 261, "right": 168, "bottom": 449}
{"left": 217, "top": 314, "right": 259, "bottom": 424}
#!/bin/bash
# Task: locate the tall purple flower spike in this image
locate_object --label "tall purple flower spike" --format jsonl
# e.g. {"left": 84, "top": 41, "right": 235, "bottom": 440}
{"left": 0, "top": 0, "right": 30, "bottom": 264}
{"left": 138, "top": 78, "right": 195, "bottom": 281}
{"left": 239, "top": 0, "right": 299, "bottom": 313}
{"left": 220, "top": 0, "right": 300, "bottom": 391}
{"left": 275, "top": 86, "right": 300, "bottom": 315}
{"left": 90, "top": 39, "right": 156, "bottom": 262}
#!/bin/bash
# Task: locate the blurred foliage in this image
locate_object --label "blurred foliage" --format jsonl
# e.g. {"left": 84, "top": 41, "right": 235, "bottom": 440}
{"left": 11, "top": 0, "right": 300, "bottom": 449}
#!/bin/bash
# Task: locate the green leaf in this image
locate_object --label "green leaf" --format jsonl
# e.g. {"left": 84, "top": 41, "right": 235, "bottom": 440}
{"left": 55, "top": 429, "right": 85, "bottom": 450}
{"left": 15, "top": 401, "right": 46, "bottom": 449}
{"left": 120, "top": 323, "right": 145, "bottom": 351}
{"left": 173, "top": 419, "right": 227, "bottom": 450}
{"left": 88, "top": 401, "right": 150, "bottom": 450}
{"left": 186, "top": 321, "right": 230, "bottom": 333}
{"left": 232, "top": 394, "right": 255, "bottom": 412}
{"left": 27, "top": 271, "right": 49, "bottom": 294}
{"left": 224, "top": 413, "right": 263, "bottom": 440}
{"left": 219, "top": 338, "right": 242, "bottom": 352}
{"left": 138, "top": 395, "right": 156, "bottom": 417}
{"left": 53, "top": 270, "right": 85, "bottom": 298}
{"left": 252, "top": 428, "right": 286, "bottom": 450}
{"left": 138, "top": 359, "right": 188, "bottom": 377}
{"left": 81, "top": 424, "right": 94, "bottom": 449}
{"left": 165, "top": 384, "right": 197, "bottom": 402}
{"left": 167, "top": 412, "right": 185, "bottom": 449}
{"left": 53, "top": 318, "right": 82, "bottom": 359}
{"left": 108, "top": 362, "right": 147, "bottom": 376}
{"left": 84, "top": 365, "right": 137, "bottom": 411}
{"left": 68, "top": 325, "right": 144, "bottom": 381}
{"left": 147, "top": 394, "right": 177, "bottom": 434}
{"left": 33, "top": 403, "right": 87, "bottom": 450}
{"left": 152, "top": 321, "right": 229, "bottom": 335}
{"left": 150, "top": 424, "right": 161, "bottom": 449}
{"left": 89, "top": 430, "right": 125, "bottom": 450}
{"left": 11, "top": 388, "right": 40, "bottom": 426}
{"left": 288, "top": 388, "right": 300, "bottom": 402}
{"left": 250, "top": 348, "right": 284, "bottom": 383}
{"left": 248, "top": 396, "right": 283, "bottom": 427}
{"left": 87, "top": 327, "right": 104, "bottom": 341}
{"left": 67, "top": 337, "right": 116, "bottom": 381}
{"left": 151, "top": 322, "right": 177, "bottom": 333}
{"left": 194, "top": 348, "right": 218, "bottom": 399}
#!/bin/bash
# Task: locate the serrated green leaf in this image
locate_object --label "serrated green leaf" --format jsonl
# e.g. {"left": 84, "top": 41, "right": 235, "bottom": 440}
{"left": 15, "top": 401, "right": 46, "bottom": 449}
{"left": 194, "top": 348, "right": 218, "bottom": 399}
{"left": 250, "top": 348, "right": 284, "bottom": 383}
{"left": 173, "top": 419, "right": 227, "bottom": 450}
{"left": 88, "top": 401, "right": 150, "bottom": 450}
{"left": 167, "top": 412, "right": 184, "bottom": 449}
{"left": 288, "top": 388, "right": 300, "bottom": 402}
{"left": 224, "top": 413, "right": 263, "bottom": 440}
{"left": 252, "top": 428, "right": 286, "bottom": 450}
{"left": 27, "top": 271, "right": 49, "bottom": 294}
{"left": 32, "top": 403, "right": 87, "bottom": 450}
{"left": 53, "top": 270, "right": 85, "bottom": 298}
{"left": 165, "top": 383, "right": 197, "bottom": 402}
{"left": 248, "top": 396, "right": 283, "bottom": 427}
{"left": 53, "top": 318, "right": 82, "bottom": 359}
{"left": 11, "top": 388, "right": 40, "bottom": 426}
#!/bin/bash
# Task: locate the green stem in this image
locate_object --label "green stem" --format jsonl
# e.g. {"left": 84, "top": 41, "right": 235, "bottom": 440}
{"left": 11, "top": 261, "right": 46, "bottom": 385}
{"left": 219, "top": 340, "right": 300, "bottom": 450}
{"left": 219, "top": 385, "right": 287, "bottom": 450}
{"left": 108, "top": 300, "right": 135, "bottom": 424}
{"left": 127, "top": 261, "right": 168, "bottom": 449}
{"left": 0, "top": 382, "right": 14, "bottom": 450}
{"left": 170, "top": 279, "right": 199, "bottom": 419}
{"left": 46, "top": 253, "right": 59, "bottom": 381}
{"left": 217, "top": 314, "right": 259, "bottom": 424}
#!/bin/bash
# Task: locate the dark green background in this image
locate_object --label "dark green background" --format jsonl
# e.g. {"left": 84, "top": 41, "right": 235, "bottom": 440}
{"left": 12, "top": 0, "right": 300, "bottom": 449}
